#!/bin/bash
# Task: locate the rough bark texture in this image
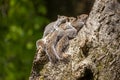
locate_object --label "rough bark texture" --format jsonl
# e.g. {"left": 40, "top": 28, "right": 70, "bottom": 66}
{"left": 29, "top": 0, "right": 120, "bottom": 80}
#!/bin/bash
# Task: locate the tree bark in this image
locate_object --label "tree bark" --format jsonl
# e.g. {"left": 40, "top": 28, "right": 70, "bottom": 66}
{"left": 29, "top": 0, "right": 120, "bottom": 80}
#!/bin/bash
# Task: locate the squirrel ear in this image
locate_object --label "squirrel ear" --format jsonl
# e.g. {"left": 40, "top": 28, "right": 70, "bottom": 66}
{"left": 77, "top": 16, "right": 79, "bottom": 19}
{"left": 57, "top": 15, "right": 60, "bottom": 18}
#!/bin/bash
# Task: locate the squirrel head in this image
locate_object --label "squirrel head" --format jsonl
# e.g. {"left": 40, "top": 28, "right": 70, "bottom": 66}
{"left": 77, "top": 14, "right": 88, "bottom": 21}
{"left": 57, "top": 15, "right": 68, "bottom": 23}
{"left": 68, "top": 17, "right": 76, "bottom": 23}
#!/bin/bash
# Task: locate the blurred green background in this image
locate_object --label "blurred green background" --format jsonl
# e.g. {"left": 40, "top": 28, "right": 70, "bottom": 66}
{"left": 0, "top": 0, "right": 94, "bottom": 80}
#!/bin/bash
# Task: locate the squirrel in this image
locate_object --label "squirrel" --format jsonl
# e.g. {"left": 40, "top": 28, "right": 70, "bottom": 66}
{"left": 43, "top": 17, "right": 78, "bottom": 63}
{"left": 43, "top": 15, "right": 68, "bottom": 38}
{"left": 45, "top": 30, "right": 65, "bottom": 63}
{"left": 36, "top": 14, "right": 88, "bottom": 63}
{"left": 55, "top": 15, "right": 88, "bottom": 60}
{"left": 36, "top": 15, "right": 68, "bottom": 63}
{"left": 55, "top": 17, "right": 78, "bottom": 59}
{"left": 37, "top": 15, "right": 68, "bottom": 49}
{"left": 71, "top": 14, "right": 88, "bottom": 32}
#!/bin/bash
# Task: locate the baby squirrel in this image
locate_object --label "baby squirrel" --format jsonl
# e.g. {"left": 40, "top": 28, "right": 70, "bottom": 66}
{"left": 36, "top": 15, "right": 68, "bottom": 53}
{"left": 36, "top": 14, "right": 88, "bottom": 63}
{"left": 36, "top": 15, "right": 68, "bottom": 63}
{"left": 55, "top": 17, "right": 77, "bottom": 59}
{"left": 36, "top": 31, "right": 60, "bottom": 63}
{"left": 71, "top": 14, "right": 88, "bottom": 32}
{"left": 45, "top": 30, "right": 65, "bottom": 63}
{"left": 55, "top": 14, "right": 88, "bottom": 60}
{"left": 44, "top": 17, "right": 77, "bottom": 63}
{"left": 43, "top": 15, "right": 68, "bottom": 38}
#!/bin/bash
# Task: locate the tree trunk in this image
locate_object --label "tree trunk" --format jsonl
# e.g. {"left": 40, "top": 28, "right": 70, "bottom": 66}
{"left": 29, "top": 0, "right": 120, "bottom": 80}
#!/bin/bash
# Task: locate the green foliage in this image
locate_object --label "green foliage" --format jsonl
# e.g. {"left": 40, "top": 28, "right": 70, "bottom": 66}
{"left": 0, "top": 0, "right": 49, "bottom": 80}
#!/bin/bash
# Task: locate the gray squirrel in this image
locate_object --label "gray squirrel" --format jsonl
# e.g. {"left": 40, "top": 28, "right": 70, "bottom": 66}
{"left": 45, "top": 30, "right": 64, "bottom": 63}
{"left": 36, "top": 15, "right": 68, "bottom": 63}
{"left": 36, "top": 14, "right": 88, "bottom": 63}
{"left": 72, "top": 14, "right": 88, "bottom": 32}
{"left": 55, "top": 15, "right": 88, "bottom": 60}
{"left": 55, "top": 17, "right": 77, "bottom": 59}
{"left": 43, "top": 15, "right": 68, "bottom": 38}
{"left": 36, "top": 15, "right": 68, "bottom": 49}
{"left": 45, "top": 18, "right": 77, "bottom": 63}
